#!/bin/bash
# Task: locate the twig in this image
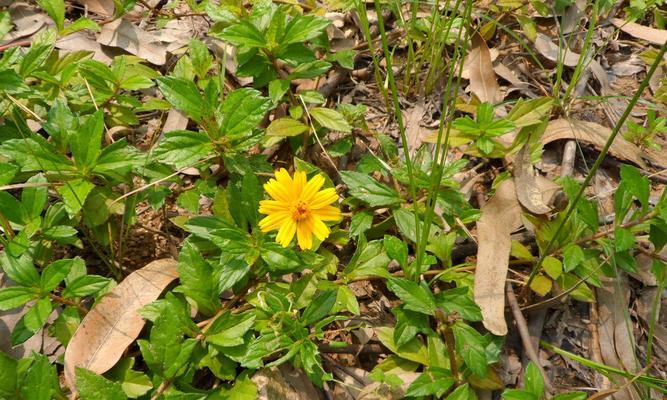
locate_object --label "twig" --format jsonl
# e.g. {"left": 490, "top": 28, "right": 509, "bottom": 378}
{"left": 506, "top": 283, "right": 555, "bottom": 395}
{"left": 0, "top": 40, "right": 31, "bottom": 52}
{"left": 561, "top": 140, "right": 577, "bottom": 177}
{"left": 151, "top": 379, "right": 172, "bottom": 400}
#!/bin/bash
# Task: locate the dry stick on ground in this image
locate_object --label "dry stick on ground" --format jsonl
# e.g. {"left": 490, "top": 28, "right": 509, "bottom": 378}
{"left": 506, "top": 282, "right": 555, "bottom": 394}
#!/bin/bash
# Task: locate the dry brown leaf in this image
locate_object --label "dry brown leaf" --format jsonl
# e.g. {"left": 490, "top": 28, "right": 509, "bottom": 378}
{"left": 596, "top": 275, "right": 639, "bottom": 400}
{"left": 534, "top": 33, "right": 580, "bottom": 67}
{"left": 0, "top": 3, "right": 49, "bottom": 46}
{"left": 611, "top": 18, "right": 667, "bottom": 46}
{"left": 75, "top": 0, "right": 114, "bottom": 16}
{"left": 474, "top": 179, "right": 523, "bottom": 336}
{"left": 56, "top": 32, "right": 115, "bottom": 64}
{"left": 252, "top": 364, "right": 324, "bottom": 400}
{"left": 543, "top": 119, "right": 647, "bottom": 168}
{"left": 97, "top": 19, "right": 168, "bottom": 65}
{"left": 64, "top": 259, "right": 178, "bottom": 390}
{"left": 465, "top": 33, "right": 501, "bottom": 103}
{"left": 514, "top": 144, "right": 552, "bottom": 215}
{"left": 403, "top": 101, "right": 426, "bottom": 156}
{"left": 161, "top": 109, "right": 189, "bottom": 138}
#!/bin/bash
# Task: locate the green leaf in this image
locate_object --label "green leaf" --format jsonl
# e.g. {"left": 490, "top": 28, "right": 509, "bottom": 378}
{"left": 41, "top": 257, "right": 82, "bottom": 292}
{"left": 281, "top": 15, "right": 330, "bottom": 45}
{"left": 105, "top": 358, "right": 152, "bottom": 399}
{"left": 451, "top": 322, "right": 488, "bottom": 377}
{"left": 0, "top": 351, "right": 17, "bottom": 398}
{"left": 189, "top": 39, "right": 213, "bottom": 79}
{"left": 0, "top": 163, "right": 18, "bottom": 186}
{"left": 206, "top": 312, "right": 256, "bottom": 347}
{"left": 551, "top": 392, "right": 587, "bottom": 400}
{"left": 154, "top": 130, "right": 213, "bottom": 169}
{"left": 19, "top": 29, "right": 56, "bottom": 77}
{"left": 76, "top": 368, "right": 127, "bottom": 400}
{"left": 301, "top": 290, "right": 337, "bottom": 325}
{"left": 343, "top": 239, "right": 391, "bottom": 280}
{"left": 524, "top": 362, "right": 545, "bottom": 398}
{"left": 309, "top": 107, "right": 352, "bottom": 133}
{"left": 93, "top": 140, "right": 143, "bottom": 181}
{"left": 288, "top": 60, "right": 332, "bottom": 80}
{"left": 37, "top": 0, "right": 65, "bottom": 31}
{"left": 60, "top": 17, "right": 99, "bottom": 36}
{"left": 529, "top": 275, "right": 552, "bottom": 296}
{"left": 614, "top": 227, "right": 635, "bottom": 252}
{"left": 62, "top": 275, "right": 110, "bottom": 298}
{"left": 542, "top": 256, "right": 562, "bottom": 279}
{"left": 562, "top": 244, "right": 584, "bottom": 272}
{"left": 619, "top": 164, "right": 649, "bottom": 209}
{"left": 12, "top": 298, "right": 53, "bottom": 345}
{"left": 0, "top": 286, "right": 37, "bottom": 311}
{"left": 405, "top": 367, "right": 455, "bottom": 397}
{"left": 434, "top": 287, "right": 482, "bottom": 321}
{"left": 266, "top": 117, "right": 309, "bottom": 137}
{"left": 339, "top": 171, "right": 401, "bottom": 207}
{"left": 386, "top": 278, "right": 436, "bottom": 315}
{"left": 0, "top": 69, "right": 24, "bottom": 92}
{"left": 349, "top": 210, "right": 373, "bottom": 238}
{"left": 556, "top": 273, "right": 595, "bottom": 302}
{"left": 333, "top": 286, "right": 360, "bottom": 315}
{"left": 71, "top": 111, "right": 104, "bottom": 171}
{"left": 175, "top": 241, "right": 221, "bottom": 316}
{"left": 177, "top": 190, "right": 200, "bottom": 214}
{"left": 445, "top": 383, "right": 476, "bottom": 400}
{"left": 0, "top": 192, "right": 27, "bottom": 225}
{"left": 57, "top": 179, "right": 95, "bottom": 218}
{"left": 21, "top": 353, "right": 61, "bottom": 400}
{"left": 393, "top": 307, "right": 430, "bottom": 348}
{"left": 220, "top": 88, "right": 271, "bottom": 138}
{"left": 219, "top": 20, "right": 266, "bottom": 48}
{"left": 48, "top": 306, "right": 80, "bottom": 347}
{"left": 0, "top": 11, "right": 12, "bottom": 40}
{"left": 0, "top": 253, "right": 40, "bottom": 287}
{"left": 375, "top": 326, "right": 429, "bottom": 365}
{"left": 156, "top": 77, "right": 205, "bottom": 123}
{"left": 21, "top": 174, "right": 48, "bottom": 219}
{"left": 502, "top": 389, "right": 538, "bottom": 400}
{"left": 384, "top": 235, "right": 408, "bottom": 269}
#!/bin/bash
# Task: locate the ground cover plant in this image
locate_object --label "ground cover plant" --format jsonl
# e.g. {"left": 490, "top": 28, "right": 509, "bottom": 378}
{"left": 0, "top": 0, "right": 666, "bottom": 399}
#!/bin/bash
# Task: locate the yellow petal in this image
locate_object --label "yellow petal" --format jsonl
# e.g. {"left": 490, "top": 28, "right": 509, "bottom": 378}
{"left": 296, "top": 219, "right": 313, "bottom": 250}
{"left": 311, "top": 205, "right": 341, "bottom": 221}
{"left": 276, "top": 218, "right": 296, "bottom": 247}
{"left": 293, "top": 170, "right": 307, "bottom": 199}
{"left": 275, "top": 168, "right": 292, "bottom": 185}
{"left": 258, "top": 211, "right": 290, "bottom": 232}
{"left": 300, "top": 174, "right": 325, "bottom": 202}
{"left": 259, "top": 199, "right": 289, "bottom": 214}
{"left": 264, "top": 179, "right": 291, "bottom": 203}
{"left": 310, "top": 216, "right": 330, "bottom": 241}
{"left": 309, "top": 188, "right": 339, "bottom": 209}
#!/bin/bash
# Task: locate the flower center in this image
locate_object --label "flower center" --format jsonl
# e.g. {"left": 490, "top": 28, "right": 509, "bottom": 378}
{"left": 291, "top": 201, "right": 310, "bottom": 221}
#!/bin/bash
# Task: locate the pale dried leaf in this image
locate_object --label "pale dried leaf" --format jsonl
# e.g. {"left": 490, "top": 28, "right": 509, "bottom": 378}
{"left": 543, "top": 119, "right": 647, "bottom": 168}
{"left": 64, "top": 259, "right": 178, "bottom": 390}
{"left": 56, "top": 32, "right": 114, "bottom": 64}
{"left": 465, "top": 33, "right": 501, "bottom": 103}
{"left": 611, "top": 18, "right": 667, "bottom": 46}
{"left": 534, "top": 33, "right": 580, "bottom": 67}
{"left": 514, "top": 144, "right": 552, "bottom": 215}
{"left": 162, "top": 109, "right": 189, "bottom": 137}
{"left": 97, "top": 19, "right": 167, "bottom": 65}
{"left": 74, "top": 0, "right": 114, "bottom": 16}
{"left": 596, "top": 275, "right": 638, "bottom": 400}
{"left": 403, "top": 102, "right": 426, "bottom": 156}
{"left": 474, "top": 179, "right": 523, "bottom": 335}
{"left": 0, "top": 4, "right": 48, "bottom": 46}
{"left": 252, "top": 364, "right": 323, "bottom": 400}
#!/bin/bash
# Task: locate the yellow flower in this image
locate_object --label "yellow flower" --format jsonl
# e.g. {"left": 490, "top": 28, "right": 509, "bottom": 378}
{"left": 258, "top": 168, "right": 341, "bottom": 250}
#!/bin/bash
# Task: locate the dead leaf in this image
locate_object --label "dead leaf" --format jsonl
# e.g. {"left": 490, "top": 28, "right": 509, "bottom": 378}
{"left": 474, "top": 179, "right": 523, "bottom": 335}
{"left": 542, "top": 119, "right": 647, "bottom": 168}
{"left": 56, "top": 32, "right": 115, "bottom": 64}
{"left": 534, "top": 33, "right": 581, "bottom": 67}
{"left": 465, "top": 33, "right": 501, "bottom": 103}
{"left": 252, "top": 364, "right": 324, "bottom": 400}
{"left": 404, "top": 101, "right": 426, "bottom": 156}
{"left": 64, "top": 259, "right": 178, "bottom": 390}
{"left": 97, "top": 19, "right": 168, "bottom": 65}
{"left": 74, "top": 0, "right": 114, "bottom": 16}
{"left": 513, "top": 144, "right": 552, "bottom": 215}
{"left": 611, "top": 18, "right": 667, "bottom": 46}
{"left": 596, "top": 275, "right": 639, "bottom": 400}
{"left": 493, "top": 63, "right": 538, "bottom": 98}
{"left": 0, "top": 3, "right": 49, "bottom": 46}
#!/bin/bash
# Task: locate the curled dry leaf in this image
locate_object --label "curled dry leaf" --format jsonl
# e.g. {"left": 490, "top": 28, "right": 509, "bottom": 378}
{"left": 534, "top": 33, "right": 581, "bottom": 67}
{"left": 465, "top": 33, "right": 501, "bottom": 103}
{"left": 474, "top": 179, "right": 523, "bottom": 336}
{"left": 64, "top": 259, "right": 178, "bottom": 391}
{"left": 543, "top": 118, "right": 647, "bottom": 168}
{"left": 253, "top": 364, "right": 323, "bottom": 400}
{"left": 514, "top": 144, "right": 552, "bottom": 215}
{"left": 97, "top": 19, "right": 168, "bottom": 65}
{"left": 611, "top": 18, "right": 667, "bottom": 46}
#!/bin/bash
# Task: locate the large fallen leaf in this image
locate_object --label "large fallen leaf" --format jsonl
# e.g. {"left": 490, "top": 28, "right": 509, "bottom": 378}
{"left": 74, "top": 0, "right": 114, "bottom": 16}
{"left": 64, "top": 259, "right": 178, "bottom": 390}
{"left": 513, "top": 144, "right": 551, "bottom": 215}
{"left": 252, "top": 364, "right": 323, "bottom": 400}
{"left": 97, "top": 19, "right": 167, "bottom": 65}
{"left": 474, "top": 179, "right": 523, "bottom": 335}
{"left": 56, "top": 32, "right": 114, "bottom": 64}
{"left": 611, "top": 18, "right": 667, "bottom": 46}
{"left": 0, "top": 4, "right": 49, "bottom": 46}
{"left": 465, "top": 33, "right": 501, "bottom": 103}
{"left": 543, "top": 119, "right": 647, "bottom": 168}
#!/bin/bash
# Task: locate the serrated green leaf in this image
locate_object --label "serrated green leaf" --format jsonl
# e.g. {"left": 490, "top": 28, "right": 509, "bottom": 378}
{"left": 153, "top": 130, "right": 213, "bottom": 169}
{"left": 57, "top": 179, "right": 95, "bottom": 217}
{"left": 339, "top": 171, "right": 401, "bottom": 207}
{"left": 309, "top": 107, "right": 352, "bottom": 133}
{"left": 175, "top": 241, "right": 221, "bottom": 316}
{"left": 281, "top": 15, "right": 330, "bottom": 45}
{"left": 219, "top": 20, "right": 266, "bottom": 48}
{"left": 266, "top": 117, "right": 309, "bottom": 137}
{"left": 62, "top": 275, "right": 110, "bottom": 298}
{"left": 37, "top": 0, "right": 65, "bottom": 31}
{"left": 220, "top": 88, "right": 271, "bottom": 138}
{"left": 386, "top": 278, "right": 436, "bottom": 315}
{"left": 157, "top": 76, "right": 205, "bottom": 123}
{"left": 0, "top": 286, "right": 37, "bottom": 311}
{"left": 76, "top": 367, "right": 127, "bottom": 400}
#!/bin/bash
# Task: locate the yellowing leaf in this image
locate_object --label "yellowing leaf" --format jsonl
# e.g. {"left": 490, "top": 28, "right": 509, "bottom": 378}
{"left": 529, "top": 275, "right": 552, "bottom": 297}
{"left": 266, "top": 117, "right": 309, "bottom": 137}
